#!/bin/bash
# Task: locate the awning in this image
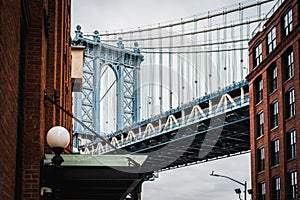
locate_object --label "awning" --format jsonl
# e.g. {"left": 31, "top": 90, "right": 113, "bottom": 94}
{"left": 42, "top": 154, "right": 148, "bottom": 200}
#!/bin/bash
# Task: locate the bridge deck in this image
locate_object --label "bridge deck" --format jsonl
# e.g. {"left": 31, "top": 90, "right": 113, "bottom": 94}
{"left": 84, "top": 81, "right": 250, "bottom": 172}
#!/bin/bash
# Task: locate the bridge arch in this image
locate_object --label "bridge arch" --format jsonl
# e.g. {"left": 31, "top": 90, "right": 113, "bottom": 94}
{"left": 97, "top": 62, "right": 118, "bottom": 135}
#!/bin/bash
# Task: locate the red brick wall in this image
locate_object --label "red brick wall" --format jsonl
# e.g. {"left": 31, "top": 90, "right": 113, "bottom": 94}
{"left": 22, "top": 0, "right": 72, "bottom": 199}
{"left": 45, "top": 0, "right": 72, "bottom": 141}
{"left": 22, "top": 1, "right": 47, "bottom": 198}
{"left": 0, "top": 0, "right": 72, "bottom": 199}
{"left": 0, "top": 0, "right": 21, "bottom": 199}
{"left": 247, "top": 0, "right": 300, "bottom": 199}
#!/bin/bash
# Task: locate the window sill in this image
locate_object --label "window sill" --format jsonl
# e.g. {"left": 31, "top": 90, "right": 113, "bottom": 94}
{"left": 256, "top": 135, "right": 264, "bottom": 140}
{"left": 255, "top": 100, "right": 263, "bottom": 106}
{"left": 270, "top": 126, "right": 278, "bottom": 132}
{"left": 257, "top": 170, "right": 265, "bottom": 175}
{"left": 286, "top": 115, "right": 295, "bottom": 122}
{"left": 269, "top": 88, "right": 278, "bottom": 96}
{"left": 271, "top": 164, "right": 279, "bottom": 169}
{"left": 284, "top": 76, "right": 294, "bottom": 84}
{"left": 253, "top": 65, "right": 259, "bottom": 70}
{"left": 287, "top": 157, "right": 296, "bottom": 162}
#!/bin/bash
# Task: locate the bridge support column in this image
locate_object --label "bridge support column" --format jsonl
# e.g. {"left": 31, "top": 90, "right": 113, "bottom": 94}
{"left": 117, "top": 64, "right": 125, "bottom": 130}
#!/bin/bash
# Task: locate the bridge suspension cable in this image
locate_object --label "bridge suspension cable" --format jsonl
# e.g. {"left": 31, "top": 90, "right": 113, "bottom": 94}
{"left": 100, "top": 18, "right": 261, "bottom": 42}
{"left": 83, "top": 0, "right": 274, "bottom": 37}
{"left": 141, "top": 47, "right": 248, "bottom": 54}
{"left": 135, "top": 38, "right": 249, "bottom": 49}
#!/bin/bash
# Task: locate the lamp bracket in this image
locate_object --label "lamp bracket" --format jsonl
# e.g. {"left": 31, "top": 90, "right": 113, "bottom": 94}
{"left": 44, "top": 90, "right": 116, "bottom": 150}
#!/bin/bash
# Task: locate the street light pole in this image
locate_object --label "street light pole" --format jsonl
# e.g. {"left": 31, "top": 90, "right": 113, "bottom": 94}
{"left": 210, "top": 171, "right": 247, "bottom": 200}
{"left": 46, "top": 126, "right": 71, "bottom": 200}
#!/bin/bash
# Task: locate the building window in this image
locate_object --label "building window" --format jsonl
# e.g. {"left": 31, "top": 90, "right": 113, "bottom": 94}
{"left": 268, "top": 65, "right": 277, "bottom": 93}
{"left": 255, "top": 77, "right": 263, "bottom": 103}
{"left": 287, "top": 129, "right": 296, "bottom": 159}
{"left": 272, "top": 176, "right": 280, "bottom": 200}
{"left": 258, "top": 146, "right": 265, "bottom": 172}
{"left": 284, "top": 49, "right": 294, "bottom": 81}
{"left": 270, "top": 100, "right": 278, "bottom": 128}
{"left": 256, "top": 111, "right": 264, "bottom": 137}
{"left": 282, "top": 8, "right": 293, "bottom": 37}
{"left": 258, "top": 182, "right": 266, "bottom": 200}
{"left": 271, "top": 138, "right": 279, "bottom": 166}
{"left": 286, "top": 88, "right": 295, "bottom": 119}
{"left": 288, "top": 171, "right": 297, "bottom": 199}
{"left": 267, "top": 27, "right": 276, "bottom": 54}
{"left": 254, "top": 42, "right": 262, "bottom": 67}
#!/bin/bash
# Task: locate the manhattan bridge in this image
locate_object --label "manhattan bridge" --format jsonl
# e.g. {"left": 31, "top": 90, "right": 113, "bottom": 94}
{"left": 71, "top": 0, "right": 282, "bottom": 172}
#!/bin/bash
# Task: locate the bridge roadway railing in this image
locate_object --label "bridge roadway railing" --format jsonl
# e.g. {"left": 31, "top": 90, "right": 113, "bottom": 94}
{"left": 82, "top": 80, "right": 249, "bottom": 155}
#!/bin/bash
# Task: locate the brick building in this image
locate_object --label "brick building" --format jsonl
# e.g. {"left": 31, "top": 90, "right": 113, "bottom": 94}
{"left": 247, "top": 0, "right": 300, "bottom": 199}
{"left": 0, "top": 0, "right": 72, "bottom": 199}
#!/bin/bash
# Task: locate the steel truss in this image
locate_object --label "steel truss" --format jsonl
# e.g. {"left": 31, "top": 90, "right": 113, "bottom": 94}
{"left": 83, "top": 81, "right": 250, "bottom": 170}
{"left": 72, "top": 26, "right": 143, "bottom": 141}
{"left": 70, "top": 0, "right": 283, "bottom": 171}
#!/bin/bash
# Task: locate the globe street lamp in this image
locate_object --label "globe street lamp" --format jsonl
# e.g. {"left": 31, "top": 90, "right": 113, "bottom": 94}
{"left": 210, "top": 171, "right": 247, "bottom": 200}
{"left": 46, "top": 126, "right": 70, "bottom": 199}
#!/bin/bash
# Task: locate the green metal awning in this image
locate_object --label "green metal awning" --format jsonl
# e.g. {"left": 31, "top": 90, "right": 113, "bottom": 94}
{"left": 42, "top": 154, "right": 148, "bottom": 200}
{"left": 44, "top": 154, "right": 147, "bottom": 167}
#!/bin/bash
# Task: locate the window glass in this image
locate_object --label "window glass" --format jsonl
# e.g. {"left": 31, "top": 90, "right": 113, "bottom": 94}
{"left": 287, "top": 129, "right": 296, "bottom": 159}
{"left": 272, "top": 176, "right": 280, "bottom": 200}
{"left": 257, "top": 111, "right": 264, "bottom": 137}
{"left": 271, "top": 138, "right": 279, "bottom": 166}
{"left": 258, "top": 146, "right": 265, "bottom": 172}
{"left": 269, "top": 65, "right": 277, "bottom": 93}
{"left": 254, "top": 43, "right": 262, "bottom": 67}
{"left": 283, "top": 9, "right": 293, "bottom": 37}
{"left": 270, "top": 101, "right": 278, "bottom": 128}
{"left": 288, "top": 171, "right": 297, "bottom": 199}
{"left": 286, "top": 88, "right": 295, "bottom": 119}
{"left": 267, "top": 27, "right": 276, "bottom": 54}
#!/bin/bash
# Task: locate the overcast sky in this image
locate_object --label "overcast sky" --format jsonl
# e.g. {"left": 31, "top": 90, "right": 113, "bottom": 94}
{"left": 71, "top": 1, "right": 254, "bottom": 199}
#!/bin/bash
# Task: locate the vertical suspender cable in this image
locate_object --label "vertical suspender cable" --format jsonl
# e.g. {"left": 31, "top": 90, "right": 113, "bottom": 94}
{"left": 177, "top": 42, "right": 181, "bottom": 106}
{"left": 223, "top": 10, "right": 227, "bottom": 87}
{"left": 193, "top": 18, "right": 198, "bottom": 98}
{"left": 239, "top": 3, "right": 244, "bottom": 79}
{"left": 151, "top": 29, "right": 155, "bottom": 116}
{"left": 148, "top": 28, "right": 153, "bottom": 118}
{"left": 217, "top": 25, "right": 220, "bottom": 89}
{"left": 204, "top": 15, "right": 208, "bottom": 94}
{"left": 169, "top": 26, "right": 173, "bottom": 109}
{"left": 159, "top": 24, "right": 163, "bottom": 113}
{"left": 246, "top": 19, "right": 250, "bottom": 74}
{"left": 208, "top": 11, "right": 212, "bottom": 93}
{"left": 257, "top": 0, "right": 262, "bottom": 30}
{"left": 231, "top": 22, "right": 237, "bottom": 83}
{"left": 180, "top": 19, "right": 185, "bottom": 104}
{"left": 186, "top": 37, "right": 190, "bottom": 101}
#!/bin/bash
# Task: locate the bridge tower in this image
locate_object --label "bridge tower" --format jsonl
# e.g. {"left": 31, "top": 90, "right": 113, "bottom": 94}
{"left": 72, "top": 25, "right": 143, "bottom": 141}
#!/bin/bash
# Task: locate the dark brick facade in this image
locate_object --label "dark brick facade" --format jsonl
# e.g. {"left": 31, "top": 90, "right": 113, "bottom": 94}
{"left": 247, "top": 0, "right": 300, "bottom": 199}
{"left": 0, "top": 1, "right": 21, "bottom": 199}
{"left": 0, "top": 0, "right": 72, "bottom": 199}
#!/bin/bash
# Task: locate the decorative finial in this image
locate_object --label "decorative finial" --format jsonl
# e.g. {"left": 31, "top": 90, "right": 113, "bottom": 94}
{"left": 75, "top": 25, "right": 83, "bottom": 38}
{"left": 133, "top": 42, "right": 140, "bottom": 53}
{"left": 117, "top": 37, "right": 124, "bottom": 49}
{"left": 93, "top": 30, "right": 100, "bottom": 43}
